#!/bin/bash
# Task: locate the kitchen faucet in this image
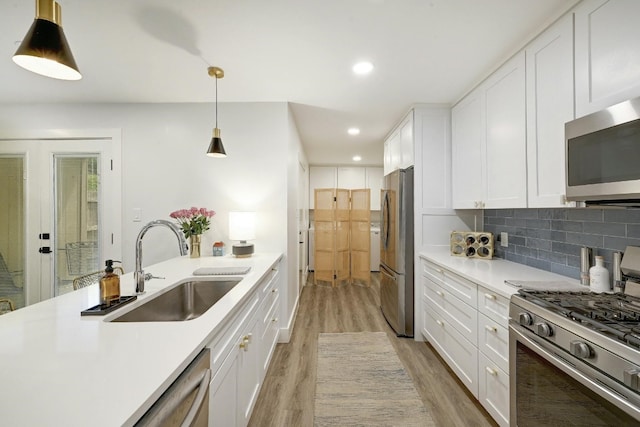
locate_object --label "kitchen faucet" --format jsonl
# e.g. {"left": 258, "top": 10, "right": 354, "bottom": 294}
{"left": 134, "top": 219, "right": 188, "bottom": 294}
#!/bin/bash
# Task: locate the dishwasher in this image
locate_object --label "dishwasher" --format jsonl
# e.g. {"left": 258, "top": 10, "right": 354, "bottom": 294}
{"left": 135, "top": 348, "right": 211, "bottom": 427}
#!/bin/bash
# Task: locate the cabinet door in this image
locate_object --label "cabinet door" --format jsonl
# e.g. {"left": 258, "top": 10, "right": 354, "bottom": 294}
{"left": 484, "top": 51, "right": 527, "bottom": 208}
{"left": 337, "top": 167, "right": 366, "bottom": 189}
{"left": 452, "top": 89, "right": 484, "bottom": 209}
{"left": 478, "top": 353, "right": 510, "bottom": 427}
{"left": 365, "top": 167, "right": 384, "bottom": 210}
{"left": 238, "top": 315, "right": 260, "bottom": 427}
{"left": 526, "top": 14, "right": 575, "bottom": 208}
{"left": 209, "top": 345, "right": 239, "bottom": 427}
{"left": 388, "top": 130, "right": 401, "bottom": 173}
{"left": 309, "top": 167, "right": 336, "bottom": 209}
{"left": 383, "top": 139, "right": 392, "bottom": 176}
{"left": 416, "top": 107, "right": 452, "bottom": 211}
{"left": 399, "top": 112, "right": 414, "bottom": 168}
{"left": 575, "top": 0, "right": 640, "bottom": 117}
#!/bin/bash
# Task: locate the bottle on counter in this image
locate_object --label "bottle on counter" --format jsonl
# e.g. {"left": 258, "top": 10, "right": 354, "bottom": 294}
{"left": 100, "top": 259, "right": 121, "bottom": 306}
{"left": 589, "top": 256, "right": 611, "bottom": 293}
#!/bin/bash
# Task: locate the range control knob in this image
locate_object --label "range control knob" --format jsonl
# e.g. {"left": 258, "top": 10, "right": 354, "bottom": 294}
{"left": 519, "top": 312, "right": 533, "bottom": 326}
{"left": 570, "top": 341, "right": 592, "bottom": 359}
{"left": 535, "top": 322, "right": 553, "bottom": 337}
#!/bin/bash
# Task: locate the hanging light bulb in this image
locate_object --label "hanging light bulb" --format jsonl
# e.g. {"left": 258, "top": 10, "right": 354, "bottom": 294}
{"left": 13, "top": 0, "right": 81, "bottom": 80}
{"left": 206, "top": 66, "right": 227, "bottom": 158}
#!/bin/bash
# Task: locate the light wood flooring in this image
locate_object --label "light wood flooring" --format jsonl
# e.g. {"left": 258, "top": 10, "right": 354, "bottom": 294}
{"left": 248, "top": 273, "right": 498, "bottom": 427}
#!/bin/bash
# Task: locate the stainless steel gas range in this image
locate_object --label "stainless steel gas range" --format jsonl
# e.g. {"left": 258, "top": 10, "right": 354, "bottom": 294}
{"left": 509, "top": 290, "right": 640, "bottom": 426}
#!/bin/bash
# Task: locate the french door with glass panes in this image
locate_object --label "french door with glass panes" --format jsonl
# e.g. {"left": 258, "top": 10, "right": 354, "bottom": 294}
{"left": 0, "top": 138, "right": 120, "bottom": 308}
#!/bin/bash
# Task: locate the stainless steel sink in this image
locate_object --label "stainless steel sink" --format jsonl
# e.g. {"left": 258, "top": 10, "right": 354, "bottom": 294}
{"left": 111, "top": 279, "right": 241, "bottom": 322}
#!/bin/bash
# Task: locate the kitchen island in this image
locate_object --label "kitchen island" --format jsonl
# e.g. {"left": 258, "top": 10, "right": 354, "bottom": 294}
{"left": 0, "top": 252, "right": 282, "bottom": 427}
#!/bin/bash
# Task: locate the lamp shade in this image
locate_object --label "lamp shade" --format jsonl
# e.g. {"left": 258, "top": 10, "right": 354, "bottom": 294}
{"left": 12, "top": 0, "right": 81, "bottom": 80}
{"left": 206, "top": 128, "right": 226, "bottom": 158}
{"left": 229, "top": 212, "right": 256, "bottom": 241}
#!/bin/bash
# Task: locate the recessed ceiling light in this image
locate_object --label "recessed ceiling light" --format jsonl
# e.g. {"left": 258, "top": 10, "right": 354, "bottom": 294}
{"left": 353, "top": 155, "right": 362, "bottom": 162}
{"left": 352, "top": 61, "right": 374, "bottom": 75}
{"left": 348, "top": 127, "right": 360, "bottom": 135}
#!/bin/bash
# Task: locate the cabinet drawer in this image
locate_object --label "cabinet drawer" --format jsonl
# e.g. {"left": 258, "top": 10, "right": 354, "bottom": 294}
{"left": 260, "top": 295, "right": 280, "bottom": 377}
{"left": 442, "top": 270, "right": 478, "bottom": 308}
{"left": 423, "top": 276, "right": 477, "bottom": 345}
{"left": 478, "top": 286, "right": 509, "bottom": 327}
{"left": 421, "top": 260, "right": 445, "bottom": 287}
{"left": 207, "top": 294, "right": 260, "bottom": 375}
{"left": 478, "top": 313, "right": 509, "bottom": 373}
{"left": 261, "top": 266, "right": 280, "bottom": 297}
{"left": 423, "top": 299, "right": 478, "bottom": 398}
{"left": 479, "top": 352, "right": 509, "bottom": 427}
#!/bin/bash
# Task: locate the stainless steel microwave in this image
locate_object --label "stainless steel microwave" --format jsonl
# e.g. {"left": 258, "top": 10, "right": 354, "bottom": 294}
{"left": 565, "top": 96, "right": 640, "bottom": 205}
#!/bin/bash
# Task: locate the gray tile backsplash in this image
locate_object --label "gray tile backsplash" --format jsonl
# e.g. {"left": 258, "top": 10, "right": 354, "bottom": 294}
{"left": 483, "top": 208, "right": 640, "bottom": 280}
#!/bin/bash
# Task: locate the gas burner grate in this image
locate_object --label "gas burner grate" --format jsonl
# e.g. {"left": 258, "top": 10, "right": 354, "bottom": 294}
{"left": 517, "top": 289, "right": 640, "bottom": 349}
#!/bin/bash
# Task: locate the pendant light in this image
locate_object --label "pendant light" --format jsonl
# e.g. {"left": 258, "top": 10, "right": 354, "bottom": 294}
{"left": 206, "top": 66, "right": 227, "bottom": 158}
{"left": 12, "top": 0, "right": 81, "bottom": 81}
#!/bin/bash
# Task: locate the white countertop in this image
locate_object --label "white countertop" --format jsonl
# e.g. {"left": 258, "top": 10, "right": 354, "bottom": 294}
{"left": 0, "top": 252, "right": 282, "bottom": 427}
{"left": 419, "top": 247, "right": 585, "bottom": 298}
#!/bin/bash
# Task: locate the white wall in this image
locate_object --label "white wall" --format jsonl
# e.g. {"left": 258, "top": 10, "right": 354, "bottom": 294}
{"left": 0, "top": 101, "right": 304, "bottom": 336}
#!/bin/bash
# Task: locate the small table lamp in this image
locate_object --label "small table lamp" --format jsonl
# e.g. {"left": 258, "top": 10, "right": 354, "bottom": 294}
{"left": 229, "top": 211, "right": 256, "bottom": 257}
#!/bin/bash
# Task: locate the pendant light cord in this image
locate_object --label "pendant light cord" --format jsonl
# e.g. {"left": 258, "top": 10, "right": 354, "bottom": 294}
{"left": 215, "top": 76, "right": 218, "bottom": 128}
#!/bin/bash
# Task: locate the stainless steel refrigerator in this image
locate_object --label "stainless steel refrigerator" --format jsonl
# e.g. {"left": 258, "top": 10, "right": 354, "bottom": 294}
{"left": 380, "top": 166, "right": 414, "bottom": 337}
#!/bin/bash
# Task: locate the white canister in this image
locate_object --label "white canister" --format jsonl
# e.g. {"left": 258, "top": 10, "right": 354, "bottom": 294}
{"left": 590, "top": 256, "right": 611, "bottom": 293}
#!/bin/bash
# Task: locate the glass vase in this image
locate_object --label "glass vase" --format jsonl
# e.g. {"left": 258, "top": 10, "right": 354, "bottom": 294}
{"left": 189, "top": 235, "right": 201, "bottom": 258}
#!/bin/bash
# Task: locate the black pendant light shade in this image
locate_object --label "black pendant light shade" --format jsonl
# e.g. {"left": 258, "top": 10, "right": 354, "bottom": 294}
{"left": 206, "top": 66, "right": 227, "bottom": 158}
{"left": 12, "top": 0, "right": 81, "bottom": 81}
{"left": 207, "top": 128, "right": 227, "bottom": 158}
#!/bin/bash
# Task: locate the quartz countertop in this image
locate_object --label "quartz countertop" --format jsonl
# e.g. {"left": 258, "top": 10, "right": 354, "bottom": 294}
{"left": 0, "top": 253, "right": 282, "bottom": 427}
{"left": 419, "top": 247, "right": 585, "bottom": 298}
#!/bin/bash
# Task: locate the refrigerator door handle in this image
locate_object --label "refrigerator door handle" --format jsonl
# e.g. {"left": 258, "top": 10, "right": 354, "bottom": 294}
{"left": 382, "top": 191, "right": 390, "bottom": 249}
{"left": 380, "top": 264, "right": 396, "bottom": 282}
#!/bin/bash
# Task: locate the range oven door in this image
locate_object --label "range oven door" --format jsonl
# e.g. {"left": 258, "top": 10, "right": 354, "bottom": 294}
{"left": 509, "top": 324, "right": 640, "bottom": 426}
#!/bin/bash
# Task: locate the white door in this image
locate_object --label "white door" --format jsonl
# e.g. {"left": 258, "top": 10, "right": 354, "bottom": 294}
{"left": 0, "top": 137, "right": 120, "bottom": 307}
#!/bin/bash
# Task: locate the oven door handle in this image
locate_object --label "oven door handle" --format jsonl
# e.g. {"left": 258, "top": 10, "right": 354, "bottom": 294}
{"left": 510, "top": 325, "right": 640, "bottom": 421}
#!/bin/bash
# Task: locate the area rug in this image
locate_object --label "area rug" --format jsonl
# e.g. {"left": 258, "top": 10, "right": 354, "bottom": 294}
{"left": 314, "top": 332, "right": 435, "bottom": 426}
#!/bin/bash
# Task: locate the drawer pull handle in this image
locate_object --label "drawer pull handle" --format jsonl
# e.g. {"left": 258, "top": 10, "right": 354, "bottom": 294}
{"left": 484, "top": 293, "right": 497, "bottom": 301}
{"left": 436, "top": 268, "right": 443, "bottom": 274}
{"left": 272, "top": 288, "right": 277, "bottom": 293}
{"left": 272, "top": 317, "right": 278, "bottom": 323}
{"left": 436, "top": 320, "right": 444, "bottom": 327}
{"left": 436, "top": 291, "right": 444, "bottom": 297}
{"left": 485, "top": 366, "right": 498, "bottom": 376}
{"left": 485, "top": 325, "right": 497, "bottom": 333}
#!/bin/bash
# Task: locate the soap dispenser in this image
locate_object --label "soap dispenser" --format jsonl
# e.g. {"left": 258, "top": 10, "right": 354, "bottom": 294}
{"left": 100, "top": 260, "right": 121, "bottom": 306}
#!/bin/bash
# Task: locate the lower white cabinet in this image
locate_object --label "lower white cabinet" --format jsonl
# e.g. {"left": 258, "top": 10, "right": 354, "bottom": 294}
{"left": 421, "top": 258, "right": 510, "bottom": 426}
{"left": 478, "top": 353, "right": 510, "bottom": 427}
{"left": 208, "top": 260, "right": 282, "bottom": 427}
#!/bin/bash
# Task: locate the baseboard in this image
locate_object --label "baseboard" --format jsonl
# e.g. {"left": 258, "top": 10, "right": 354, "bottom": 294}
{"left": 278, "top": 289, "right": 300, "bottom": 343}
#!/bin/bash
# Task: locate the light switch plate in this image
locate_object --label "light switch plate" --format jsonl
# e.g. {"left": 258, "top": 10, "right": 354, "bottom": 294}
{"left": 133, "top": 208, "right": 142, "bottom": 222}
{"left": 500, "top": 232, "right": 508, "bottom": 247}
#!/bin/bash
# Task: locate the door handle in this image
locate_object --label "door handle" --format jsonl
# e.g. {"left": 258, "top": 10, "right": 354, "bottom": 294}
{"left": 39, "top": 247, "right": 51, "bottom": 254}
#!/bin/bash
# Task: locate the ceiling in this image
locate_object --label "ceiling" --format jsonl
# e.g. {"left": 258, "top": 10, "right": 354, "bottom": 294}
{"left": 0, "top": 0, "right": 579, "bottom": 166}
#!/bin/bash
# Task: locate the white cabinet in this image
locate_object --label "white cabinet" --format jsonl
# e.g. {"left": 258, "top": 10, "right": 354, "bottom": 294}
{"left": 383, "top": 110, "right": 414, "bottom": 175}
{"left": 365, "top": 167, "right": 384, "bottom": 210}
{"left": 484, "top": 51, "right": 527, "bottom": 208}
{"left": 420, "top": 258, "right": 511, "bottom": 426}
{"left": 337, "top": 167, "right": 366, "bottom": 189}
{"left": 525, "top": 14, "right": 575, "bottom": 208}
{"left": 309, "top": 167, "right": 337, "bottom": 209}
{"left": 208, "top": 259, "right": 282, "bottom": 427}
{"left": 574, "top": 0, "right": 640, "bottom": 117}
{"left": 451, "top": 52, "right": 526, "bottom": 209}
{"left": 452, "top": 91, "right": 484, "bottom": 209}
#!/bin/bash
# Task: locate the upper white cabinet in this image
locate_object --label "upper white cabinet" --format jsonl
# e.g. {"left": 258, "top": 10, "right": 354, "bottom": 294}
{"left": 337, "top": 167, "right": 366, "bottom": 189}
{"left": 383, "top": 111, "right": 414, "bottom": 175}
{"left": 526, "top": 14, "right": 576, "bottom": 208}
{"left": 309, "top": 167, "right": 336, "bottom": 209}
{"left": 366, "top": 167, "right": 384, "bottom": 210}
{"left": 574, "top": 0, "right": 640, "bottom": 117}
{"left": 452, "top": 90, "right": 485, "bottom": 209}
{"left": 484, "top": 51, "right": 527, "bottom": 209}
{"left": 452, "top": 52, "right": 526, "bottom": 209}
